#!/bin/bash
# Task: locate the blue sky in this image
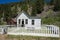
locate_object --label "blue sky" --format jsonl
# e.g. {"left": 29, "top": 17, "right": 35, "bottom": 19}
{"left": 0, "top": 0, "right": 51, "bottom": 4}
{"left": 44, "top": 0, "right": 51, "bottom": 3}
{"left": 0, "top": 0, "right": 23, "bottom": 4}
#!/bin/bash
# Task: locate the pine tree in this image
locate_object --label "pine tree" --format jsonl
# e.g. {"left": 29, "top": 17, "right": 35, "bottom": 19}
{"left": 31, "top": 0, "right": 44, "bottom": 16}
{"left": 54, "top": 0, "right": 60, "bottom": 11}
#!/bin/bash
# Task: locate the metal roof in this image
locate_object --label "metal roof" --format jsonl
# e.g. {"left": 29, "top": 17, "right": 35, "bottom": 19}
{"left": 17, "top": 11, "right": 40, "bottom": 19}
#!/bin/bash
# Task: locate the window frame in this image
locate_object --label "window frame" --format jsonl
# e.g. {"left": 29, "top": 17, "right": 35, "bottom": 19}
{"left": 32, "top": 20, "right": 35, "bottom": 25}
{"left": 25, "top": 19, "right": 28, "bottom": 24}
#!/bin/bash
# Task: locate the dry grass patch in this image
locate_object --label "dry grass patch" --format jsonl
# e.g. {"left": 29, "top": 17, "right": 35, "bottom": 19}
{"left": 0, "top": 35, "right": 60, "bottom": 40}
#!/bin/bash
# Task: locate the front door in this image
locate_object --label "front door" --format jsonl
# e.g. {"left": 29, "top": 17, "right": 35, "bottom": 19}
{"left": 21, "top": 19, "right": 24, "bottom": 27}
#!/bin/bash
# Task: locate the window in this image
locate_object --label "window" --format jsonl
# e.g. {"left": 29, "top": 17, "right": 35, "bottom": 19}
{"left": 32, "top": 20, "right": 34, "bottom": 25}
{"left": 25, "top": 19, "right": 28, "bottom": 24}
{"left": 22, "top": 19, "right": 24, "bottom": 24}
{"left": 19, "top": 19, "right": 20, "bottom": 24}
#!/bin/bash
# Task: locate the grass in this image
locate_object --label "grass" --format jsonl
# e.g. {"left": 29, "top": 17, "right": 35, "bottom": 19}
{"left": 42, "top": 11, "right": 60, "bottom": 27}
{"left": 0, "top": 34, "right": 59, "bottom": 40}
{"left": 6, "top": 35, "right": 60, "bottom": 40}
{"left": 42, "top": 17, "right": 60, "bottom": 27}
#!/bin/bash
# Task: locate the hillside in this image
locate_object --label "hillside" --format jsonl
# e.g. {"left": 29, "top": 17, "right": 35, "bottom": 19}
{"left": 0, "top": 0, "right": 60, "bottom": 27}
{"left": 41, "top": 10, "right": 60, "bottom": 27}
{"left": 36, "top": 8, "right": 60, "bottom": 27}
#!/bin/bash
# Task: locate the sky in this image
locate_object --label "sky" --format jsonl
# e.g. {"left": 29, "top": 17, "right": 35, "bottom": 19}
{"left": 44, "top": 0, "right": 51, "bottom": 3}
{"left": 0, "top": 0, "right": 51, "bottom": 4}
{"left": 0, "top": 0, "right": 23, "bottom": 4}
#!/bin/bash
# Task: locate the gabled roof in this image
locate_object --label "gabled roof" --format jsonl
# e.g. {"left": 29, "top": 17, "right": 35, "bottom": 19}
{"left": 29, "top": 16, "right": 40, "bottom": 19}
{"left": 16, "top": 11, "right": 40, "bottom": 19}
{"left": 16, "top": 11, "right": 30, "bottom": 18}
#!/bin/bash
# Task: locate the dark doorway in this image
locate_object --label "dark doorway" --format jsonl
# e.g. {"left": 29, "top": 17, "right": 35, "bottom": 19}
{"left": 21, "top": 19, "right": 24, "bottom": 27}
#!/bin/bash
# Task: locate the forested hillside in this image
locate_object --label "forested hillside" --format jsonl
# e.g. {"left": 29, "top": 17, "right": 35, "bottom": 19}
{"left": 0, "top": 0, "right": 60, "bottom": 26}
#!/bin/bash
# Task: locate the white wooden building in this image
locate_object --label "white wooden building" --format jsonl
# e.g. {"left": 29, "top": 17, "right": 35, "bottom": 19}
{"left": 17, "top": 12, "right": 41, "bottom": 29}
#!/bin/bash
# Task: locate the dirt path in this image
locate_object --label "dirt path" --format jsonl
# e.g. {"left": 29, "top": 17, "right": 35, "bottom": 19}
{"left": 0, "top": 35, "right": 21, "bottom": 40}
{"left": 0, "top": 34, "right": 7, "bottom": 40}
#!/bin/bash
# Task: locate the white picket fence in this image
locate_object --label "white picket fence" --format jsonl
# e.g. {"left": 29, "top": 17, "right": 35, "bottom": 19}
{"left": 0, "top": 25, "right": 59, "bottom": 37}
{"left": 7, "top": 27, "right": 60, "bottom": 37}
{"left": 0, "top": 25, "right": 15, "bottom": 34}
{"left": 0, "top": 28, "right": 4, "bottom": 34}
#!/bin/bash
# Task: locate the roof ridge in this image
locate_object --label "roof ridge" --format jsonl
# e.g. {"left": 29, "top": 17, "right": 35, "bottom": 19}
{"left": 16, "top": 11, "right": 40, "bottom": 19}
